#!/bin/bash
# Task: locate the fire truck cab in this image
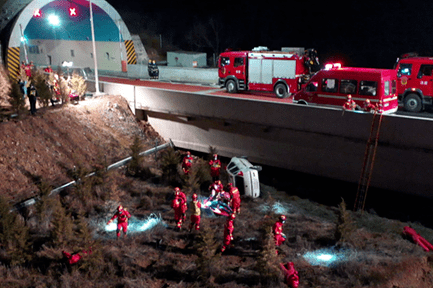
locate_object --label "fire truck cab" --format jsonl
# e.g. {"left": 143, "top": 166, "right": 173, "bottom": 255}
{"left": 395, "top": 56, "right": 433, "bottom": 112}
{"left": 294, "top": 65, "right": 399, "bottom": 114}
{"left": 218, "top": 47, "right": 318, "bottom": 98}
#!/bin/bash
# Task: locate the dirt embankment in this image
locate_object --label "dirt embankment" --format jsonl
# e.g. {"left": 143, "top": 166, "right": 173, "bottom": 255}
{"left": 0, "top": 95, "right": 158, "bottom": 202}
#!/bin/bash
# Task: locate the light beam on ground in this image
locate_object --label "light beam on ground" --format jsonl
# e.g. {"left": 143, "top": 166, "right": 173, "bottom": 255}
{"left": 104, "top": 213, "right": 165, "bottom": 233}
{"left": 302, "top": 247, "right": 348, "bottom": 267}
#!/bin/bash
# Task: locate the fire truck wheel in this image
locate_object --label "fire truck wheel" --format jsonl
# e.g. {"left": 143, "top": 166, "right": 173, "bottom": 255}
{"left": 274, "top": 83, "right": 288, "bottom": 98}
{"left": 404, "top": 93, "right": 422, "bottom": 113}
{"left": 226, "top": 80, "right": 238, "bottom": 93}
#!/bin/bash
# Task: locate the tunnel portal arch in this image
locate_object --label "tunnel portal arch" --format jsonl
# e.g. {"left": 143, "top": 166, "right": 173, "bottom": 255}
{"left": 1, "top": 0, "right": 138, "bottom": 79}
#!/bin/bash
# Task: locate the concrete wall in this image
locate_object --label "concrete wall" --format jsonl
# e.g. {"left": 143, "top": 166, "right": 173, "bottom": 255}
{"left": 167, "top": 51, "right": 207, "bottom": 67}
{"left": 26, "top": 39, "right": 123, "bottom": 71}
{"left": 99, "top": 80, "right": 433, "bottom": 199}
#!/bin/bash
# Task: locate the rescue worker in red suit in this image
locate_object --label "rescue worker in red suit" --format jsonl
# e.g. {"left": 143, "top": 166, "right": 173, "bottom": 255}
{"left": 218, "top": 189, "right": 231, "bottom": 204}
{"left": 228, "top": 183, "right": 241, "bottom": 214}
{"left": 209, "top": 180, "right": 223, "bottom": 200}
{"left": 172, "top": 197, "right": 185, "bottom": 229}
{"left": 107, "top": 205, "right": 131, "bottom": 238}
{"left": 280, "top": 262, "right": 300, "bottom": 288}
{"left": 62, "top": 248, "right": 92, "bottom": 265}
{"left": 273, "top": 215, "right": 287, "bottom": 247}
{"left": 44, "top": 65, "right": 53, "bottom": 73}
{"left": 221, "top": 213, "right": 235, "bottom": 252}
{"left": 174, "top": 187, "right": 187, "bottom": 222}
{"left": 403, "top": 226, "right": 433, "bottom": 252}
{"left": 189, "top": 193, "right": 201, "bottom": 231}
{"left": 172, "top": 187, "right": 187, "bottom": 229}
{"left": 343, "top": 95, "right": 357, "bottom": 111}
{"left": 363, "top": 99, "right": 377, "bottom": 112}
{"left": 213, "top": 180, "right": 228, "bottom": 202}
{"left": 182, "top": 151, "right": 193, "bottom": 175}
{"left": 24, "top": 64, "right": 31, "bottom": 78}
{"left": 209, "top": 154, "right": 222, "bottom": 182}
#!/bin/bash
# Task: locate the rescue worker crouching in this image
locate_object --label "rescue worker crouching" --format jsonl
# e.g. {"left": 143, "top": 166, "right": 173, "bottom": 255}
{"left": 280, "top": 261, "right": 300, "bottom": 288}
{"left": 363, "top": 99, "right": 378, "bottom": 113}
{"left": 107, "top": 205, "right": 131, "bottom": 238}
{"left": 342, "top": 95, "right": 358, "bottom": 111}
{"left": 62, "top": 247, "right": 92, "bottom": 272}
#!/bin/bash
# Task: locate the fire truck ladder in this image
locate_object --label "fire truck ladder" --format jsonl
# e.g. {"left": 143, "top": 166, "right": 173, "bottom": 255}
{"left": 354, "top": 111, "right": 383, "bottom": 212}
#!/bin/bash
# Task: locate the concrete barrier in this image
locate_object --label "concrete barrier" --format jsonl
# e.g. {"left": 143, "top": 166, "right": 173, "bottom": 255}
{"left": 97, "top": 80, "right": 433, "bottom": 199}
{"left": 126, "top": 65, "right": 218, "bottom": 85}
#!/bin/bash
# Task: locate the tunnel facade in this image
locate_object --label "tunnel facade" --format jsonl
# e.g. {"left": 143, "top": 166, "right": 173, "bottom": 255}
{"left": 0, "top": 0, "right": 137, "bottom": 79}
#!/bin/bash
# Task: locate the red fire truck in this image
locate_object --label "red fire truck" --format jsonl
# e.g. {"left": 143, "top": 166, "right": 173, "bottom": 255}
{"left": 395, "top": 55, "right": 433, "bottom": 112}
{"left": 218, "top": 47, "right": 319, "bottom": 98}
{"left": 293, "top": 65, "right": 399, "bottom": 114}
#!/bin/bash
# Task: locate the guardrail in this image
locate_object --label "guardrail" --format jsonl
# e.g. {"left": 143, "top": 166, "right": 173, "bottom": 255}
{"left": 13, "top": 140, "right": 173, "bottom": 211}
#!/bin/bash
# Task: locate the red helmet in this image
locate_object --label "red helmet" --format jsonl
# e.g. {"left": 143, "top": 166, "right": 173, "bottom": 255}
{"left": 174, "top": 187, "right": 180, "bottom": 193}
{"left": 192, "top": 193, "right": 198, "bottom": 200}
{"left": 229, "top": 213, "right": 236, "bottom": 220}
{"left": 280, "top": 215, "right": 286, "bottom": 223}
{"left": 228, "top": 183, "right": 233, "bottom": 187}
{"left": 118, "top": 205, "right": 123, "bottom": 212}
{"left": 213, "top": 154, "right": 218, "bottom": 160}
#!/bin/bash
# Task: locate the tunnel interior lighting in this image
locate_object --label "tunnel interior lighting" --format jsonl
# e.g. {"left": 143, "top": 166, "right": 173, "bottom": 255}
{"left": 47, "top": 14, "right": 60, "bottom": 26}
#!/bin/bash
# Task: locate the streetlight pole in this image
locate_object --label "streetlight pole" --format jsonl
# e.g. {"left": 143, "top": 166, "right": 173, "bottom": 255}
{"left": 89, "top": 0, "right": 100, "bottom": 94}
{"left": 19, "top": 24, "right": 29, "bottom": 64}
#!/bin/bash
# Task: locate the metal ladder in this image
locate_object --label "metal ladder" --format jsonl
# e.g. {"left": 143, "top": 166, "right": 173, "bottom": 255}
{"left": 354, "top": 111, "right": 383, "bottom": 212}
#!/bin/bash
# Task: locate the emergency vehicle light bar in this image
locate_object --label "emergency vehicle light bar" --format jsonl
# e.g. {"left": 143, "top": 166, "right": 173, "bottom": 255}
{"left": 324, "top": 63, "right": 342, "bottom": 70}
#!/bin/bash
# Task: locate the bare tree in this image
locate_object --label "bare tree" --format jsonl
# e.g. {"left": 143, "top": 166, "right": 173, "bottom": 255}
{"left": 186, "top": 17, "right": 225, "bottom": 55}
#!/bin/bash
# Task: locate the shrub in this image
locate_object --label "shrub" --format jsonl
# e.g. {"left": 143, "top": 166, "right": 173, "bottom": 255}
{"left": 69, "top": 162, "right": 93, "bottom": 204}
{"left": 335, "top": 198, "right": 356, "bottom": 244}
{"left": 50, "top": 196, "right": 74, "bottom": 248}
{"left": 69, "top": 71, "right": 87, "bottom": 98}
{"left": 0, "top": 195, "right": 32, "bottom": 266}
{"left": 159, "top": 147, "right": 182, "bottom": 186}
{"left": 35, "top": 179, "right": 56, "bottom": 233}
{"left": 58, "top": 75, "right": 71, "bottom": 104}
{"left": 183, "top": 158, "right": 211, "bottom": 194}
{"left": 8, "top": 80, "right": 26, "bottom": 115}
{"left": 127, "top": 135, "right": 143, "bottom": 177}
{"left": 31, "top": 69, "right": 52, "bottom": 107}
{"left": 195, "top": 219, "right": 219, "bottom": 281}
{"left": 255, "top": 227, "right": 283, "bottom": 286}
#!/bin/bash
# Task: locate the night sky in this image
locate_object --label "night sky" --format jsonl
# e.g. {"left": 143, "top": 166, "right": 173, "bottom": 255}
{"left": 107, "top": 0, "right": 433, "bottom": 69}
